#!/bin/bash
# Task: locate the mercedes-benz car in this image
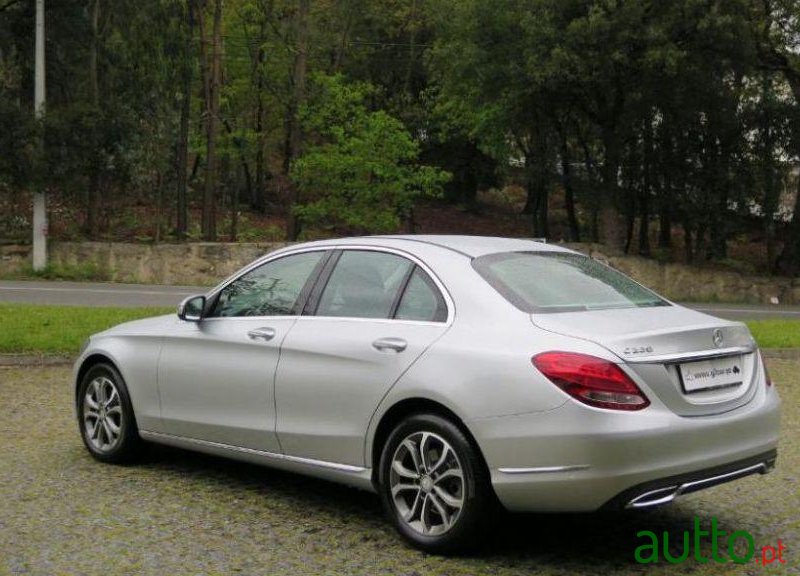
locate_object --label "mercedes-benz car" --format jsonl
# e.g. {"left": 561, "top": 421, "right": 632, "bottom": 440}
{"left": 73, "top": 235, "right": 780, "bottom": 552}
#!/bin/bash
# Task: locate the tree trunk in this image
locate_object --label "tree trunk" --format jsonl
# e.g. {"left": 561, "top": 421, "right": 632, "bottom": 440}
{"left": 758, "top": 45, "right": 800, "bottom": 273}
{"left": 658, "top": 172, "right": 672, "bottom": 249}
{"left": 524, "top": 135, "right": 550, "bottom": 238}
{"left": 639, "top": 117, "right": 653, "bottom": 256}
{"left": 403, "top": 0, "right": 418, "bottom": 96}
{"left": 155, "top": 172, "right": 163, "bottom": 243}
{"left": 201, "top": 0, "right": 223, "bottom": 241}
{"left": 580, "top": 139, "right": 599, "bottom": 242}
{"left": 623, "top": 189, "right": 635, "bottom": 255}
{"left": 695, "top": 221, "right": 708, "bottom": 261}
{"left": 761, "top": 75, "right": 778, "bottom": 272}
{"left": 221, "top": 118, "right": 254, "bottom": 212}
{"left": 285, "top": 0, "right": 310, "bottom": 241}
{"left": 523, "top": 160, "right": 541, "bottom": 235}
{"left": 252, "top": 28, "right": 267, "bottom": 213}
{"left": 776, "top": 173, "right": 800, "bottom": 275}
{"left": 86, "top": 0, "right": 101, "bottom": 239}
{"left": 230, "top": 165, "right": 239, "bottom": 241}
{"left": 537, "top": 132, "right": 551, "bottom": 238}
{"left": 560, "top": 136, "right": 579, "bottom": 242}
{"left": 707, "top": 184, "right": 728, "bottom": 260}
{"left": 175, "top": 1, "right": 194, "bottom": 240}
{"left": 521, "top": 187, "right": 536, "bottom": 215}
{"left": 538, "top": 184, "right": 549, "bottom": 239}
{"left": 333, "top": 9, "right": 353, "bottom": 72}
{"left": 638, "top": 187, "right": 650, "bottom": 256}
{"left": 599, "top": 128, "right": 625, "bottom": 249}
{"left": 682, "top": 218, "right": 694, "bottom": 263}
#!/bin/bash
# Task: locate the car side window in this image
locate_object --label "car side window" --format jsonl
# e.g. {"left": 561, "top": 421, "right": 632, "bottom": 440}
{"left": 210, "top": 251, "right": 325, "bottom": 317}
{"left": 316, "top": 251, "right": 412, "bottom": 319}
{"left": 395, "top": 268, "right": 447, "bottom": 322}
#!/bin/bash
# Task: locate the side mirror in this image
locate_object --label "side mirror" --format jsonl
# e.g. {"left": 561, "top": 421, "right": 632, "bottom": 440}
{"left": 178, "top": 295, "right": 206, "bottom": 322}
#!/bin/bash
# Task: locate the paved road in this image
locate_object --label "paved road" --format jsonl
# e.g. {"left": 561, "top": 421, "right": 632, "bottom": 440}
{"left": 0, "top": 280, "right": 203, "bottom": 308}
{"left": 2, "top": 280, "right": 800, "bottom": 320}
{"left": 686, "top": 302, "right": 800, "bottom": 321}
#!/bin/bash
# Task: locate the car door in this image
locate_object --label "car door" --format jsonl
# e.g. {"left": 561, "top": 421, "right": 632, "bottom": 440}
{"left": 274, "top": 248, "right": 452, "bottom": 467}
{"left": 157, "top": 249, "right": 328, "bottom": 452}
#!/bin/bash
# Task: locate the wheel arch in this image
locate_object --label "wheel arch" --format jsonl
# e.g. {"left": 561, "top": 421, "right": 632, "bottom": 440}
{"left": 75, "top": 353, "right": 118, "bottom": 402}
{"left": 369, "top": 397, "right": 490, "bottom": 488}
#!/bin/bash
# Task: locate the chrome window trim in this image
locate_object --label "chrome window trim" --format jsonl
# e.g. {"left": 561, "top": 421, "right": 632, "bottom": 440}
{"left": 203, "top": 244, "right": 455, "bottom": 325}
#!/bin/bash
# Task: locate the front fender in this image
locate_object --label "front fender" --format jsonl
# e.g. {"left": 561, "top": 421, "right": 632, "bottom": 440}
{"left": 73, "top": 335, "right": 163, "bottom": 431}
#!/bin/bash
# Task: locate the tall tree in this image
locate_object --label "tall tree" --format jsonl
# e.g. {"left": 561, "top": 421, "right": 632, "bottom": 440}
{"left": 175, "top": 0, "right": 195, "bottom": 240}
{"left": 85, "top": 0, "right": 101, "bottom": 238}
{"left": 285, "top": 0, "right": 310, "bottom": 240}
{"left": 199, "top": 0, "right": 223, "bottom": 241}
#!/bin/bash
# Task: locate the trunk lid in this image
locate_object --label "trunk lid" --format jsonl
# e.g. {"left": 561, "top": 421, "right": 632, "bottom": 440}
{"left": 531, "top": 304, "right": 759, "bottom": 416}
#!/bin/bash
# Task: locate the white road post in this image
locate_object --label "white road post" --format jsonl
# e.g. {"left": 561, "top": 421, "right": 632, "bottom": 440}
{"left": 32, "top": 0, "right": 47, "bottom": 271}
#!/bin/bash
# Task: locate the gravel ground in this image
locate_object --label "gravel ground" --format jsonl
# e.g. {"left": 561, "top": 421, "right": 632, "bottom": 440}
{"left": 0, "top": 364, "right": 797, "bottom": 576}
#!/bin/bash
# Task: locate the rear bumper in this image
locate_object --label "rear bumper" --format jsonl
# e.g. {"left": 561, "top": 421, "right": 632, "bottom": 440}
{"left": 469, "top": 386, "right": 780, "bottom": 512}
{"left": 602, "top": 449, "right": 777, "bottom": 510}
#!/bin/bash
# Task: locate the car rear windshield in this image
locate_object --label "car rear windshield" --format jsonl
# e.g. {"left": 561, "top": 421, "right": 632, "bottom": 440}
{"left": 473, "top": 251, "right": 669, "bottom": 313}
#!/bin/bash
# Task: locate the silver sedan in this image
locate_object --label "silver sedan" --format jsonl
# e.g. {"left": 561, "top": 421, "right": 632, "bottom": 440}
{"left": 73, "top": 235, "right": 781, "bottom": 552}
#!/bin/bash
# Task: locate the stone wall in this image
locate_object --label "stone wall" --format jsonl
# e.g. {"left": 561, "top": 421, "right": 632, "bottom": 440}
{"left": 1, "top": 242, "right": 289, "bottom": 286}
{"left": 565, "top": 243, "right": 800, "bottom": 305}
{"left": 3, "top": 240, "right": 800, "bottom": 303}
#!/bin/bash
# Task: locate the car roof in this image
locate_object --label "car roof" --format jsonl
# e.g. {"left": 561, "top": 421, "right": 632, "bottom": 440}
{"left": 285, "top": 235, "right": 577, "bottom": 258}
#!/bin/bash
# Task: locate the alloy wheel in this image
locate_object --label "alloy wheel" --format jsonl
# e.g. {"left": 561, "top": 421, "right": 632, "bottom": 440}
{"left": 83, "top": 376, "right": 124, "bottom": 453}
{"left": 389, "top": 431, "right": 465, "bottom": 536}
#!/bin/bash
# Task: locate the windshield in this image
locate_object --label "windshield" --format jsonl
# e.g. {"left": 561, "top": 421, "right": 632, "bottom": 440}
{"left": 473, "top": 251, "right": 669, "bottom": 313}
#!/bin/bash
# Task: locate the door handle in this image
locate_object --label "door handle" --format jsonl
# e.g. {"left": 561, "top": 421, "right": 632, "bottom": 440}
{"left": 372, "top": 337, "right": 407, "bottom": 353}
{"left": 247, "top": 327, "right": 276, "bottom": 342}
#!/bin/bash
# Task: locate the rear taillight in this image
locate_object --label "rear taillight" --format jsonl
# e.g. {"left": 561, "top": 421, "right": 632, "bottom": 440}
{"left": 532, "top": 351, "right": 650, "bottom": 411}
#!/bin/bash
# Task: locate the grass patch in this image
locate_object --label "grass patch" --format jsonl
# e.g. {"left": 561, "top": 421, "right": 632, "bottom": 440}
{"left": 1, "top": 303, "right": 798, "bottom": 356}
{"left": 1, "top": 304, "right": 171, "bottom": 355}
{"left": 745, "top": 319, "right": 800, "bottom": 349}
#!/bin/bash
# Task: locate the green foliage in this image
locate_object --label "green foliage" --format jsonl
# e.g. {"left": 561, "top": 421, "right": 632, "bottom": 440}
{"left": 291, "top": 75, "right": 450, "bottom": 234}
{"left": 2, "top": 262, "right": 111, "bottom": 282}
{"left": 1, "top": 0, "right": 800, "bottom": 273}
{"left": 0, "top": 304, "right": 171, "bottom": 355}
{"left": 0, "top": 100, "right": 37, "bottom": 190}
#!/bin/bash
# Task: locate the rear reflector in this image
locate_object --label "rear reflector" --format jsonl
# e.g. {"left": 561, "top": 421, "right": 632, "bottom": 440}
{"left": 532, "top": 351, "right": 650, "bottom": 411}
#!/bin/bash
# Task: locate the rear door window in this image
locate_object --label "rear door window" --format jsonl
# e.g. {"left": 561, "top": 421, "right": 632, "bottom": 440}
{"left": 316, "top": 251, "right": 413, "bottom": 319}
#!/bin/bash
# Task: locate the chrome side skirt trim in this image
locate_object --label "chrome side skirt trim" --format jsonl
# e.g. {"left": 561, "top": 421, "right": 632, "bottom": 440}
{"left": 497, "top": 465, "right": 590, "bottom": 475}
{"left": 625, "top": 345, "right": 755, "bottom": 364}
{"left": 139, "top": 430, "right": 368, "bottom": 475}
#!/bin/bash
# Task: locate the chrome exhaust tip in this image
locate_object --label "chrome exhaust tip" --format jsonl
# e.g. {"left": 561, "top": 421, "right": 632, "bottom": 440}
{"left": 624, "top": 461, "right": 770, "bottom": 510}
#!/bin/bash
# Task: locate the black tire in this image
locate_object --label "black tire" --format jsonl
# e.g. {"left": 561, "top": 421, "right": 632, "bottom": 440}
{"left": 76, "top": 362, "right": 142, "bottom": 464}
{"left": 378, "top": 413, "right": 493, "bottom": 554}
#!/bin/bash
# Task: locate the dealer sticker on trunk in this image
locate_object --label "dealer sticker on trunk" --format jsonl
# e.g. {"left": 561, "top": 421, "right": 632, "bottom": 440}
{"left": 678, "top": 355, "right": 743, "bottom": 394}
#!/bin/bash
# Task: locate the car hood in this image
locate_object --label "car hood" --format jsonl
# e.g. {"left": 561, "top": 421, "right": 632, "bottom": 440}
{"left": 530, "top": 304, "right": 755, "bottom": 362}
{"left": 94, "top": 314, "right": 177, "bottom": 338}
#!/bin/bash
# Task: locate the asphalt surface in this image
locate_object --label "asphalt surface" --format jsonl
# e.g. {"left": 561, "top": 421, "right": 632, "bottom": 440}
{"left": 0, "top": 280, "right": 201, "bottom": 308}
{"left": 3, "top": 280, "right": 800, "bottom": 321}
